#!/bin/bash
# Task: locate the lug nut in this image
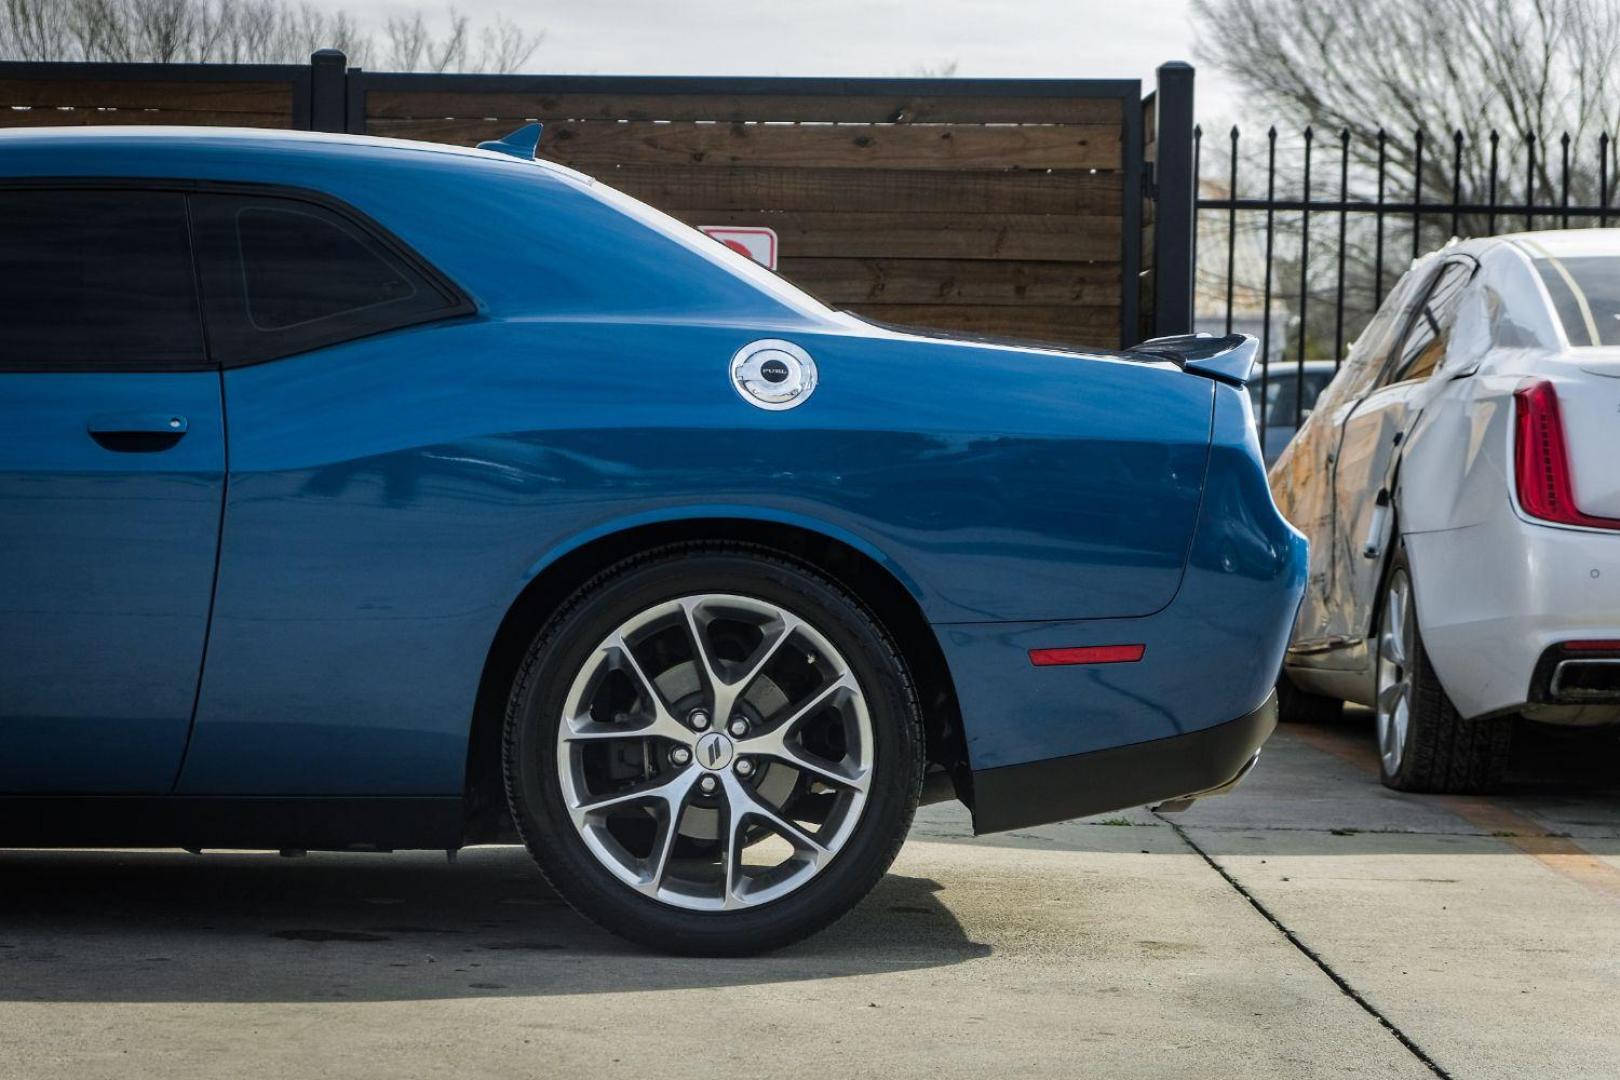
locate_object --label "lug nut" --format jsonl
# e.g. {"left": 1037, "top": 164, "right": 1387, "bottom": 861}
{"left": 728, "top": 717, "right": 749, "bottom": 738}
{"left": 688, "top": 709, "right": 711, "bottom": 731}
{"left": 735, "top": 758, "right": 754, "bottom": 777}
{"left": 699, "top": 774, "right": 718, "bottom": 794}
{"left": 670, "top": 746, "right": 691, "bottom": 766}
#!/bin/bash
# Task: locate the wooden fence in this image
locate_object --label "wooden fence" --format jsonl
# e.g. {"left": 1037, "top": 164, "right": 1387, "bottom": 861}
{"left": 0, "top": 52, "right": 1195, "bottom": 349}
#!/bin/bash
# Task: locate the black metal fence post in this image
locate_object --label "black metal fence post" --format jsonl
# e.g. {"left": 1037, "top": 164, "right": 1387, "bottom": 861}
{"left": 1151, "top": 62, "right": 1196, "bottom": 337}
{"left": 308, "top": 49, "right": 349, "bottom": 133}
{"left": 1121, "top": 83, "right": 1144, "bottom": 348}
{"left": 346, "top": 66, "right": 368, "bottom": 134}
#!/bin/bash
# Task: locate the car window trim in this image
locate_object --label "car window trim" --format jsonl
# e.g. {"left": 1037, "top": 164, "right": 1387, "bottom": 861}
{"left": 0, "top": 177, "right": 477, "bottom": 372}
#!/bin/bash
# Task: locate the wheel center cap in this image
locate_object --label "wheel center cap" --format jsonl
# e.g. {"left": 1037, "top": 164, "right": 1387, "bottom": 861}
{"left": 695, "top": 731, "right": 735, "bottom": 771}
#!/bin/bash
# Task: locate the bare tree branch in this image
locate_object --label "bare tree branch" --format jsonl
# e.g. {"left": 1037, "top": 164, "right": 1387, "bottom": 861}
{"left": 0, "top": 0, "right": 539, "bottom": 70}
{"left": 1192, "top": 0, "right": 1620, "bottom": 355}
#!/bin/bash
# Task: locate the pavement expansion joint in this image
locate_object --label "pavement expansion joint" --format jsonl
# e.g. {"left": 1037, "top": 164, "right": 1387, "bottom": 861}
{"left": 1158, "top": 813, "right": 1457, "bottom": 1080}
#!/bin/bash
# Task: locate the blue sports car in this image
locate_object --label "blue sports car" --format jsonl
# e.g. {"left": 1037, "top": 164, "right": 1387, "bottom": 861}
{"left": 0, "top": 125, "right": 1305, "bottom": 954}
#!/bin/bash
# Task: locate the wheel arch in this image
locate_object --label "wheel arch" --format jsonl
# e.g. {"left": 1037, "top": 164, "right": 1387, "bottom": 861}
{"left": 1386, "top": 482, "right": 1446, "bottom": 651}
{"left": 460, "top": 516, "right": 967, "bottom": 842}
{"left": 1384, "top": 493, "right": 1479, "bottom": 719}
{"left": 1356, "top": 493, "right": 1416, "bottom": 706}
{"left": 1370, "top": 493, "right": 1455, "bottom": 708}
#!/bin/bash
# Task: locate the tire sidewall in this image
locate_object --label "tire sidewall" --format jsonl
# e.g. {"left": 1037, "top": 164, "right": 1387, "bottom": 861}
{"left": 1377, "top": 544, "right": 1454, "bottom": 788}
{"left": 504, "top": 549, "right": 921, "bottom": 953}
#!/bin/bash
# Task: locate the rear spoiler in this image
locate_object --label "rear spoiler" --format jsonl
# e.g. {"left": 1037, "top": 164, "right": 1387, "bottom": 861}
{"left": 1126, "top": 333, "right": 1259, "bottom": 387}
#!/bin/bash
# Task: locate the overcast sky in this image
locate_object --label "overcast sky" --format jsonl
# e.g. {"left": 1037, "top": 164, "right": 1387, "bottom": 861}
{"left": 345, "top": 0, "right": 1237, "bottom": 122}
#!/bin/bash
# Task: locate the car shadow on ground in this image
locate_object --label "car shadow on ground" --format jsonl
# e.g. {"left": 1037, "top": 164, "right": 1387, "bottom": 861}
{"left": 1161, "top": 706, "right": 1620, "bottom": 853}
{"left": 1306, "top": 705, "right": 1620, "bottom": 798}
{"left": 0, "top": 849, "right": 990, "bottom": 1004}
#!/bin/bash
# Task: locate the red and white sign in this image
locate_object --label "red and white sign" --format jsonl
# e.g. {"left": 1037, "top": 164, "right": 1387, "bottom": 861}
{"left": 699, "top": 226, "right": 778, "bottom": 270}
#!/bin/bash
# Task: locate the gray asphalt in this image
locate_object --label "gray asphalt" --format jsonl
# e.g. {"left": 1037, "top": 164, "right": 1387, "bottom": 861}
{"left": 3, "top": 710, "right": 1617, "bottom": 1080}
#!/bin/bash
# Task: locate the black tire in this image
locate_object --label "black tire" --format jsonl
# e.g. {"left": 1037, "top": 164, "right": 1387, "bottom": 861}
{"left": 1276, "top": 673, "right": 1343, "bottom": 724}
{"left": 1377, "top": 545, "right": 1512, "bottom": 793}
{"left": 503, "top": 544, "right": 924, "bottom": 956}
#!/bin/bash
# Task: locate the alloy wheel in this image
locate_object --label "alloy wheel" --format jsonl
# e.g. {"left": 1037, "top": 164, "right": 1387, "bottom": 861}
{"left": 1376, "top": 569, "right": 1414, "bottom": 776}
{"left": 555, "top": 593, "right": 874, "bottom": 911}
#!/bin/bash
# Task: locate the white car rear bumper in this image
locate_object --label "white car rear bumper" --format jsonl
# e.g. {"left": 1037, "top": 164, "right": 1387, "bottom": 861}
{"left": 1406, "top": 508, "right": 1620, "bottom": 721}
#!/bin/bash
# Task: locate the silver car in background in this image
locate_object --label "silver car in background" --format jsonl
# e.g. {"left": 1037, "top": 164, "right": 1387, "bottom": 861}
{"left": 1269, "top": 230, "right": 1620, "bottom": 792}
{"left": 1250, "top": 359, "right": 1338, "bottom": 463}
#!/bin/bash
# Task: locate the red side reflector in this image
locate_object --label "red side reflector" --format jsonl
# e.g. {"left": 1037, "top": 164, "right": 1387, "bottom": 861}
{"left": 1563, "top": 640, "right": 1620, "bottom": 652}
{"left": 1513, "top": 379, "right": 1620, "bottom": 530}
{"left": 1028, "top": 644, "right": 1146, "bottom": 667}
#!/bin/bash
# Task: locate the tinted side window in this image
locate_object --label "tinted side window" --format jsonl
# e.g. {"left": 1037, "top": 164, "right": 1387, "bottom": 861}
{"left": 237, "top": 204, "right": 416, "bottom": 329}
{"left": 0, "top": 189, "right": 205, "bottom": 371}
{"left": 192, "top": 193, "right": 467, "bottom": 365}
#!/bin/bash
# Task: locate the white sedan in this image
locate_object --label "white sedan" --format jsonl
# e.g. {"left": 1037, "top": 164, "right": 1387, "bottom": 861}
{"left": 1271, "top": 229, "right": 1620, "bottom": 792}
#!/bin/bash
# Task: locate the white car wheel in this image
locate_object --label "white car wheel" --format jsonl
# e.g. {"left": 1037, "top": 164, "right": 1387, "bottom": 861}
{"left": 1375, "top": 546, "right": 1512, "bottom": 793}
{"left": 1375, "top": 569, "right": 1415, "bottom": 776}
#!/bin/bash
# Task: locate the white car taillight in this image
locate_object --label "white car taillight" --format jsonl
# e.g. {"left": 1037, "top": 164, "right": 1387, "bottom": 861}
{"left": 1513, "top": 379, "right": 1620, "bottom": 530}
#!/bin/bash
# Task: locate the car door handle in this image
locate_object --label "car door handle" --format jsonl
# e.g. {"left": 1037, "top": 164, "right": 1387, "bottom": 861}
{"left": 87, "top": 413, "right": 189, "bottom": 452}
{"left": 1362, "top": 489, "right": 1391, "bottom": 559}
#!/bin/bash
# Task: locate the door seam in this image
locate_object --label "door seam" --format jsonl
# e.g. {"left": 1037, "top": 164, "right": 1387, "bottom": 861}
{"left": 168, "top": 366, "right": 229, "bottom": 793}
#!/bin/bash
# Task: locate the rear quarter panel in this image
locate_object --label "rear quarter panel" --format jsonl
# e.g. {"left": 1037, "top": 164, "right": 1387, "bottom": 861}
{"left": 180, "top": 315, "right": 1214, "bottom": 795}
{"left": 940, "top": 380, "right": 1305, "bottom": 769}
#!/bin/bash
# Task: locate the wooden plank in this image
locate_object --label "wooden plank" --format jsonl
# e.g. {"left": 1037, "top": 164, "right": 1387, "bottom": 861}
{"left": 369, "top": 118, "right": 1123, "bottom": 171}
{"left": 778, "top": 258, "right": 1120, "bottom": 306}
{"left": 843, "top": 303, "right": 1121, "bottom": 348}
{"left": 602, "top": 164, "right": 1121, "bottom": 216}
{"left": 670, "top": 209, "right": 1121, "bottom": 261}
{"left": 0, "top": 108, "right": 291, "bottom": 129}
{"left": 0, "top": 79, "right": 291, "bottom": 113}
{"left": 367, "top": 89, "right": 1124, "bottom": 126}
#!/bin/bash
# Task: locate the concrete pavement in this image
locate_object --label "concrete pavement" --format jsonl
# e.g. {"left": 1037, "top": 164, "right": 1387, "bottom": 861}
{"left": 1, "top": 712, "right": 1615, "bottom": 1079}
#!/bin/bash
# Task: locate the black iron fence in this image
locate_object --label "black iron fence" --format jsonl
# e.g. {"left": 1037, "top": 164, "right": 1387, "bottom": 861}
{"left": 1194, "top": 123, "right": 1620, "bottom": 449}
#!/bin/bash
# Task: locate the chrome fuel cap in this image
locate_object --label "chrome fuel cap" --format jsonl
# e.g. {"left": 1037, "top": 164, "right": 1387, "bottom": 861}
{"left": 730, "top": 339, "right": 818, "bottom": 410}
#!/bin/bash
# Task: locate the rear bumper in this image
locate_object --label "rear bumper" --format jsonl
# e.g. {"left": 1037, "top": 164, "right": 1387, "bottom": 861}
{"left": 1405, "top": 514, "right": 1620, "bottom": 720}
{"left": 969, "top": 691, "right": 1277, "bottom": 834}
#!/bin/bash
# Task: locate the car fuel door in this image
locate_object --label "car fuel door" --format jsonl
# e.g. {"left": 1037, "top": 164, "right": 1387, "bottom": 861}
{"left": 1330, "top": 256, "right": 1477, "bottom": 649}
